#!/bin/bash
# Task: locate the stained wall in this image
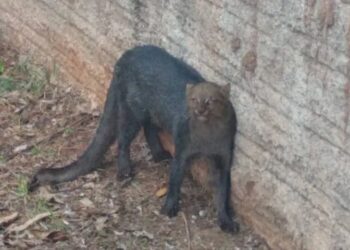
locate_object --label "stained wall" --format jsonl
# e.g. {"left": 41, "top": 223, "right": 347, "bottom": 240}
{"left": 1, "top": 1, "right": 350, "bottom": 249}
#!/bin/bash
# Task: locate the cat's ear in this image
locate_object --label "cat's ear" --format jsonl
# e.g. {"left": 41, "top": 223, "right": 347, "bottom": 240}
{"left": 220, "top": 83, "right": 231, "bottom": 99}
{"left": 186, "top": 83, "right": 195, "bottom": 95}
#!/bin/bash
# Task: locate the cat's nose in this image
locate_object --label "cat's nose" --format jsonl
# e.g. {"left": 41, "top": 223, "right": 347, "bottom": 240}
{"left": 196, "top": 108, "right": 206, "bottom": 115}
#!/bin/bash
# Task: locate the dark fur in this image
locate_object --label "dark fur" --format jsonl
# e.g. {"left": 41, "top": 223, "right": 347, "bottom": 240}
{"left": 29, "top": 45, "right": 239, "bottom": 232}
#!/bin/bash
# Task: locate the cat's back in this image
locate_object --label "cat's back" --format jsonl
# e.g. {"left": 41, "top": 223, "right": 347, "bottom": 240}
{"left": 117, "top": 45, "right": 204, "bottom": 87}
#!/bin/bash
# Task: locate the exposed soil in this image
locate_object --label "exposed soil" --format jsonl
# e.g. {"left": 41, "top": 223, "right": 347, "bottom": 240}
{"left": 0, "top": 44, "right": 268, "bottom": 249}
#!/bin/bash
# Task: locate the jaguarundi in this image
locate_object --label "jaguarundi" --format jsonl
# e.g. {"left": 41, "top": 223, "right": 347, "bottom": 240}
{"left": 29, "top": 45, "right": 239, "bottom": 232}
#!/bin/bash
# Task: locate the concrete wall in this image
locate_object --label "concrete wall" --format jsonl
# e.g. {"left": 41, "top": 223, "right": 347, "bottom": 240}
{"left": 1, "top": 1, "right": 350, "bottom": 249}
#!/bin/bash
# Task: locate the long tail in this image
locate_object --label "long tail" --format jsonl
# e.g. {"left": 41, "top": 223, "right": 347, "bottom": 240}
{"left": 29, "top": 70, "right": 120, "bottom": 190}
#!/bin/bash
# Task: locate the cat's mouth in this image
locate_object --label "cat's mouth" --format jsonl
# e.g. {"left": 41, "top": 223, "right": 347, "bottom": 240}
{"left": 197, "top": 115, "right": 208, "bottom": 121}
{"left": 194, "top": 110, "right": 209, "bottom": 122}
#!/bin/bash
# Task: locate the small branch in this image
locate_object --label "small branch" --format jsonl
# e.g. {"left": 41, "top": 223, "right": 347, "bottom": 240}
{"left": 0, "top": 212, "right": 19, "bottom": 227}
{"left": 180, "top": 212, "right": 192, "bottom": 250}
{"left": 6, "top": 212, "right": 50, "bottom": 234}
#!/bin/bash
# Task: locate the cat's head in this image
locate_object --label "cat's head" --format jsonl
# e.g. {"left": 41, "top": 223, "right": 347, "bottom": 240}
{"left": 186, "top": 82, "right": 231, "bottom": 122}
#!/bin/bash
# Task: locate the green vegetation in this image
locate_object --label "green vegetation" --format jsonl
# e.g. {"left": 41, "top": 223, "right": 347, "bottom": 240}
{"left": 30, "top": 146, "right": 41, "bottom": 156}
{"left": 14, "top": 56, "right": 47, "bottom": 96}
{"left": 0, "top": 56, "right": 48, "bottom": 96}
{"left": 63, "top": 127, "right": 74, "bottom": 136}
{"left": 35, "top": 198, "right": 52, "bottom": 214}
{"left": 30, "top": 146, "right": 56, "bottom": 158}
{"left": 0, "top": 153, "right": 6, "bottom": 164}
{"left": 15, "top": 176, "right": 66, "bottom": 230}
{"left": 16, "top": 176, "right": 29, "bottom": 197}
{"left": 0, "top": 59, "right": 4, "bottom": 75}
{"left": 0, "top": 76, "right": 15, "bottom": 93}
{"left": 33, "top": 198, "right": 67, "bottom": 230}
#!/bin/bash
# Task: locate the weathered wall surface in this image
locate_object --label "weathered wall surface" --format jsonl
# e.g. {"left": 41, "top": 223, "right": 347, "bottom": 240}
{"left": 1, "top": 0, "right": 350, "bottom": 249}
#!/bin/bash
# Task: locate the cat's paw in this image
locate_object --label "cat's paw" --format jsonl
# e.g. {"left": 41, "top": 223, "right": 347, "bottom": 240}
{"left": 218, "top": 216, "right": 240, "bottom": 233}
{"left": 160, "top": 200, "right": 179, "bottom": 217}
{"left": 153, "top": 151, "right": 172, "bottom": 162}
{"left": 117, "top": 164, "right": 133, "bottom": 181}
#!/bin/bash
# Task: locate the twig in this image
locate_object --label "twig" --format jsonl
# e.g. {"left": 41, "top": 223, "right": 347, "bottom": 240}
{"left": 0, "top": 212, "right": 19, "bottom": 227}
{"left": 6, "top": 212, "right": 50, "bottom": 233}
{"left": 180, "top": 212, "right": 192, "bottom": 250}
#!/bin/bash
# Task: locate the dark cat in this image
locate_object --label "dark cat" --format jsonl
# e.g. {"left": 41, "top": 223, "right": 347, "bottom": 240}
{"left": 29, "top": 45, "right": 239, "bottom": 232}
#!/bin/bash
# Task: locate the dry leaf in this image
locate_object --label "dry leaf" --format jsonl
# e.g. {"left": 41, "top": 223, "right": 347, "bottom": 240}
{"left": 114, "top": 231, "right": 124, "bottom": 236}
{"left": 38, "top": 187, "right": 64, "bottom": 204}
{"left": 82, "top": 182, "right": 96, "bottom": 189}
{"left": 79, "top": 198, "right": 95, "bottom": 209}
{"left": 155, "top": 186, "right": 168, "bottom": 198}
{"left": 132, "top": 230, "right": 154, "bottom": 240}
{"left": 13, "top": 144, "right": 29, "bottom": 153}
{"left": 95, "top": 217, "right": 108, "bottom": 231}
{"left": 42, "top": 231, "right": 68, "bottom": 242}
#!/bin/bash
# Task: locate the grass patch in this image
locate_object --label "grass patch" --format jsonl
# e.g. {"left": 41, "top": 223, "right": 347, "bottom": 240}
{"left": 30, "top": 146, "right": 56, "bottom": 158}
{"left": 0, "top": 56, "right": 49, "bottom": 96}
{"left": 0, "top": 59, "right": 4, "bottom": 75}
{"left": 16, "top": 178, "right": 67, "bottom": 230}
{"left": 33, "top": 198, "right": 67, "bottom": 231}
{"left": 0, "top": 153, "right": 6, "bottom": 164}
{"left": 30, "top": 146, "right": 41, "bottom": 156}
{"left": 63, "top": 127, "right": 74, "bottom": 136}
{"left": 49, "top": 215, "right": 68, "bottom": 231}
{"left": 16, "top": 176, "right": 29, "bottom": 197}
{"left": 35, "top": 198, "right": 52, "bottom": 214}
{"left": 14, "top": 56, "right": 47, "bottom": 96}
{"left": 0, "top": 76, "right": 15, "bottom": 93}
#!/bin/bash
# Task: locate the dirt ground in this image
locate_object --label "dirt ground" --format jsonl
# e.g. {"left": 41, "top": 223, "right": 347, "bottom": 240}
{"left": 0, "top": 44, "right": 269, "bottom": 249}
